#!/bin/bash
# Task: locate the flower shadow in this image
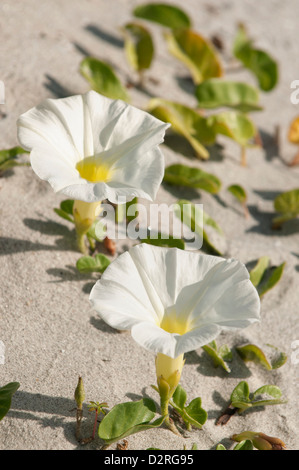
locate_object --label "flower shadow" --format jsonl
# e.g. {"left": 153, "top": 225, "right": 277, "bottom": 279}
{"left": 23, "top": 216, "right": 77, "bottom": 251}
{"left": 8, "top": 390, "right": 102, "bottom": 449}
{"left": 89, "top": 315, "right": 123, "bottom": 335}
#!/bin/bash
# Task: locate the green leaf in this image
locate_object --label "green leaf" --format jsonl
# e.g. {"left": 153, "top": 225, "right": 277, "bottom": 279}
{"left": 195, "top": 79, "right": 262, "bottom": 112}
{"left": 230, "top": 381, "right": 251, "bottom": 410}
{"left": 147, "top": 98, "right": 215, "bottom": 159}
{"left": 184, "top": 397, "right": 208, "bottom": 429}
{"left": 60, "top": 199, "right": 74, "bottom": 215}
{"left": 54, "top": 199, "right": 75, "bottom": 223}
{"left": 273, "top": 189, "right": 299, "bottom": 228}
{"left": 252, "top": 385, "right": 282, "bottom": 400}
{"left": 236, "top": 344, "right": 272, "bottom": 370}
{"left": 133, "top": 3, "right": 191, "bottom": 29}
{"left": 202, "top": 342, "right": 232, "bottom": 373}
{"left": 98, "top": 398, "right": 163, "bottom": 444}
{"left": 76, "top": 254, "right": 111, "bottom": 274}
{"left": 0, "top": 146, "right": 29, "bottom": 173}
{"left": 164, "top": 164, "right": 221, "bottom": 194}
{"left": 122, "top": 23, "right": 154, "bottom": 73}
{"left": 216, "top": 444, "right": 226, "bottom": 450}
{"left": 234, "top": 440, "right": 254, "bottom": 450}
{"left": 140, "top": 234, "right": 185, "bottom": 250}
{"left": 172, "top": 385, "right": 187, "bottom": 410}
{"left": 257, "top": 262, "right": 286, "bottom": 298}
{"left": 249, "top": 256, "right": 270, "bottom": 288}
{"left": 170, "top": 386, "right": 207, "bottom": 430}
{"left": 0, "top": 382, "right": 20, "bottom": 421}
{"left": 251, "top": 385, "right": 287, "bottom": 408}
{"left": 227, "top": 184, "right": 247, "bottom": 205}
{"left": 165, "top": 29, "right": 222, "bottom": 84}
{"left": 236, "top": 343, "right": 287, "bottom": 371}
{"left": 174, "top": 199, "right": 223, "bottom": 255}
{"left": 54, "top": 208, "right": 74, "bottom": 223}
{"left": 79, "top": 57, "right": 130, "bottom": 102}
{"left": 233, "top": 24, "right": 278, "bottom": 92}
{"left": 208, "top": 111, "right": 256, "bottom": 147}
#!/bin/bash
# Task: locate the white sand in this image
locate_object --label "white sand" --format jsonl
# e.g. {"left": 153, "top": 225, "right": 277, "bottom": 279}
{"left": 0, "top": 0, "right": 298, "bottom": 450}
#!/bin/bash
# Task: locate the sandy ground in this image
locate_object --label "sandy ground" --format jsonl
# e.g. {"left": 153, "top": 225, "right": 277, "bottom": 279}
{"left": 0, "top": 0, "right": 299, "bottom": 450}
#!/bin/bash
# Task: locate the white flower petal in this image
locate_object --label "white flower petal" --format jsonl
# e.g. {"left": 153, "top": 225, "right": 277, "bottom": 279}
{"left": 89, "top": 249, "right": 163, "bottom": 327}
{"left": 17, "top": 91, "right": 169, "bottom": 203}
{"left": 131, "top": 322, "right": 178, "bottom": 357}
{"left": 89, "top": 245, "right": 261, "bottom": 359}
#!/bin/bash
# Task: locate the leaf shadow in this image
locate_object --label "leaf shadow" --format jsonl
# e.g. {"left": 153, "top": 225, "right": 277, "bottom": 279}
{"left": 8, "top": 390, "right": 102, "bottom": 449}
{"left": 247, "top": 205, "right": 299, "bottom": 236}
{"left": 84, "top": 24, "right": 124, "bottom": 49}
{"left": 175, "top": 75, "right": 196, "bottom": 96}
{"left": 185, "top": 349, "right": 251, "bottom": 379}
{"left": 43, "top": 74, "right": 75, "bottom": 98}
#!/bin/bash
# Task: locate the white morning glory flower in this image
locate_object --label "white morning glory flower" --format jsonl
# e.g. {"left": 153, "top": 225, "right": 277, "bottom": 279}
{"left": 89, "top": 244, "right": 260, "bottom": 393}
{"left": 17, "top": 91, "right": 169, "bottom": 204}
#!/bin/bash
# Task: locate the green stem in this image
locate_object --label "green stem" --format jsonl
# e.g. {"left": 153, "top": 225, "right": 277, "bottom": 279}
{"left": 76, "top": 230, "right": 88, "bottom": 255}
{"left": 160, "top": 397, "right": 180, "bottom": 436}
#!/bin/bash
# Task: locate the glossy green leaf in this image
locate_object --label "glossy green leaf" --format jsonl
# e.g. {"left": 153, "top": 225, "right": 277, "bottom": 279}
{"left": 233, "top": 24, "right": 278, "bottom": 92}
{"left": 273, "top": 189, "right": 299, "bottom": 228}
{"left": 227, "top": 184, "right": 247, "bottom": 205}
{"left": 98, "top": 398, "right": 163, "bottom": 444}
{"left": 234, "top": 440, "right": 254, "bottom": 450}
{"left": 140, "top": 234, "right": 185, "bottom": 250}
{"left": 122, "top": 23, "right": 154, "bottom": 72}
{"left": 257, "top": 262, "right": 286, "bottom": 298}
{"left": 202, "top": 341, "right": 232, "bottom": 373}
{"left": 133, "top": 3, "right": 191, "bottom": 29}
{"left": 165, "top": 29, "right": 222, "bottom": 84}
{"left": 147, "top": 98, "right": 215, "bottom": 159}
{"left": 76, "top": 253, "right": 111, "bottom": 274}
{"left": 0, "top": 146, "right": 29, "bottom": 173}
{"left": 195, "top": 79, "right": 262, "bottom": 112}
{"left": 208, "top": 111, "right": 256, "bottom": 147}
{"left": 87, "top": 220, "right": 107, "bottom": 242}
{"left": 80, "top": 57, "right": 130, "bottom": 102}
{"left": 174, "top": 199, "right": 223, "bottom": 255}
{"left": 0, "top": 382, "right": 20, "bottom": 421}
{"left": 249, "top": 256, "right": 270, "bottom": 288}
{"left": 164, "top": 164, "right": 221, "bottom": 194}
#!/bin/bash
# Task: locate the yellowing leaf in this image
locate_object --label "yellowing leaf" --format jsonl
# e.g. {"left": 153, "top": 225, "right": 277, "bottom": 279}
{"left": 147, "top": 98, "right": 215, "bottom": 159}
{"left": 288, "top": 116, "right": 299, "bottom": 144}
{"left": 164, "top": 29, "right": 222, "bottom": 84}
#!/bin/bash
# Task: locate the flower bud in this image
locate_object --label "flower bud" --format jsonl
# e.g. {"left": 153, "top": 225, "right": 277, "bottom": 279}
{"left": 74, "top": 376, "right": 85, "bottom": 410}
{"left": 156, "top": 353, "right": 184, "bottom": 399}
{"left": 73, "top": 200, "right": 102, "bottom": 234}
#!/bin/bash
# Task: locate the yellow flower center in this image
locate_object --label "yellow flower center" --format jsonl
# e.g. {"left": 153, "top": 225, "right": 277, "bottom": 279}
{"left": 159, "top": 309, "right": 189, "bottom": 335}
{"left": 76, "top": 156, "right": 112, "bottom": 183}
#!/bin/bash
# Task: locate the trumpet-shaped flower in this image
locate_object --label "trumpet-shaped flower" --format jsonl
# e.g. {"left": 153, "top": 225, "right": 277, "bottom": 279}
{"left": 90, "top": 244, "right": 260, "bottom": 359}
{"left": 17, "top": 91, "right": 169, "bottom": 252}
{"left": 90, "top": 244, "right": 260, "bottom": 421}
{"left": 17, "top": 91, "right": 169, "bottom": 204}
